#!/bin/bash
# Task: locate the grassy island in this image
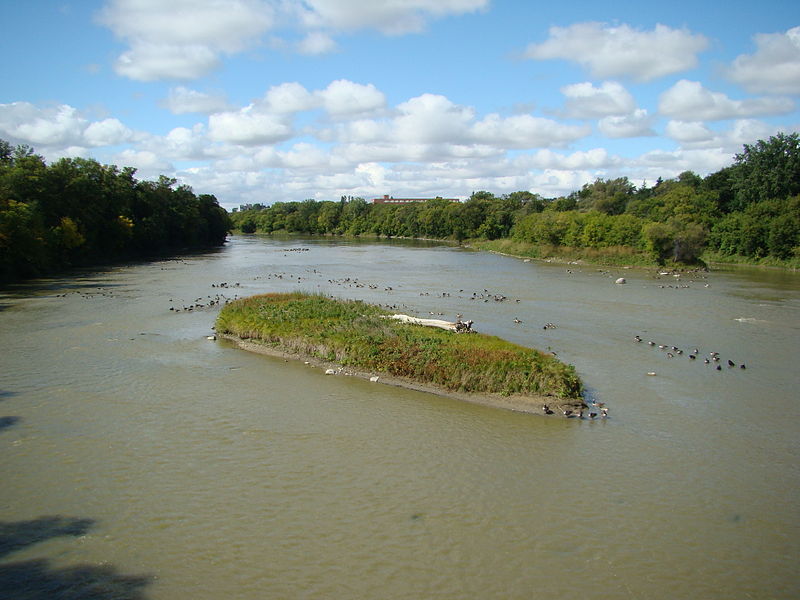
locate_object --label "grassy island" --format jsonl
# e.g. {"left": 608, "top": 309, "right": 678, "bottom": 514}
{"left": 215, "top": 292, "right": 584, "bottom": 415}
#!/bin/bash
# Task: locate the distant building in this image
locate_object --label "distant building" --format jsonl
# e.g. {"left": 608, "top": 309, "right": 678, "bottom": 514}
{"left": 371, "top": 195, "right": 460, "bottom": 204}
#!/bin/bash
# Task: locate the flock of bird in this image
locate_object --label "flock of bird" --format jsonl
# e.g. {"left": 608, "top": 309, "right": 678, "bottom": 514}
{"left": 543, "top": 400, "right": 608, "bottom": 420}
{"left": 634, "top": 335, "right": 746, "bottom": 370}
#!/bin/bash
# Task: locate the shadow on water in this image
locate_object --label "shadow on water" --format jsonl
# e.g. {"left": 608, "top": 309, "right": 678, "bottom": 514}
{"left": 0, "top": 416, "right": 20, "bottom": 432}
{"left": 0, "top": 517, "right": 152, "bottom": 599}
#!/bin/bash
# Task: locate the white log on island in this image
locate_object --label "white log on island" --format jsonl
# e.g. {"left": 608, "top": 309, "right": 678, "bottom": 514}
{"left": 384, "top": 314, "right": 473, "bottom": 332}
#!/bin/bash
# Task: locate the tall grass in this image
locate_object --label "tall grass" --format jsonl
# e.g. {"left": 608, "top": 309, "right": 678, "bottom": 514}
{"left": 215, "top": 292, "right": 583, "bottom": 400}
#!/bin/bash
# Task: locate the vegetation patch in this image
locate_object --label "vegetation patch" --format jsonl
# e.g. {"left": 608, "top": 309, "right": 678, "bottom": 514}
{"left": 216, "top": 292, "right": 583, "bottom": 409}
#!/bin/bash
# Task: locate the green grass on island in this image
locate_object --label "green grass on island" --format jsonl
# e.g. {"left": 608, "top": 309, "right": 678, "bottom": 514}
{"left": 215, "top": 292, "right": 583, "bottom": 403}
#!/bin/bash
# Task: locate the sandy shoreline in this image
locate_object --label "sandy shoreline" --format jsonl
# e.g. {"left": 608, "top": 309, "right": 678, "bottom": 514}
{"left": 218, "top": 333, "right": 584, "bottom": 417}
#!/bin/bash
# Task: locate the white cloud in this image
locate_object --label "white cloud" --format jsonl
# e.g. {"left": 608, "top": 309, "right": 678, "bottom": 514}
{"left": 659, "top": 80, "right": 794, "bottom": 121}
{"left": 315, "top": 80, "right": 386, "bottom": 116}
{"left": 262, "top": 82, "right": 317, "bottom": 114}
{"left": 113, "top": 44, "right": 221, "bottom": 81}
{"left": 0, "top": 102, "right": 137, "bottom": 151}
{"left": 598, "top": 109, "right": 655, "bottom": 138}
{"left": 0, "top": 103, "right": 85, "bottom": 146}
{"left": 297, "top": 31, "right": 338, "bottom": 55}
{"left": 156, "top": 125, "right": 217, "bottom": 160}
{"left": 320, "top": 92, "right": 589, "bottom": 152}
{"left": 114, "top": 149, "right": 173, "bottom": 173}
{"left": 519, "top": 148, "right": 621, "bottom": 170}
{"left": 393, "top": 94, "right": 475, "bottom": 143}
{"left": 632, "top": 148, "right": 735, "bottom": 179}
{"left": 727, "top": 27, "right": 800, "bottom": 94}
{"left": 97, "top": 0, "right": 274, "bottom": 80}
{"left": 560, "top": 81, "right": 636, "bottom": 118}
{"left": 524, "top": 22, "right": 708, "bottom": 81}
{"left": 162, "top": 87, "right": 230, "bottom": 114}
{"left": 84, "top": 118, "right": 133, "bottom": 146}
{"left": 665, "top": 120, "right": 714, "bottom": 144}
{"left": 208, "top": 106, "right": 293, "bottom": 145}
{"left": 296, "top": 0, "right": 488, "bottom": 35}
{"left": 472, "top": 114, "right": 590, "bottom": 148}
{"left": 665, "top": 119, "right": 781, "bottom": 151}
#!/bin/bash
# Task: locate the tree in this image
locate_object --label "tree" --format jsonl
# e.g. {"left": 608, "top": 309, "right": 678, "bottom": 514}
{"left": 732, "top": 132, "right": 800, "bottom": 210}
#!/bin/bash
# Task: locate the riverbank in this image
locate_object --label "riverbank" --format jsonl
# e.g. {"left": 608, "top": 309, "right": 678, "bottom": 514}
{"left": 215, "top": 292, "right": 585, "bottom": 416}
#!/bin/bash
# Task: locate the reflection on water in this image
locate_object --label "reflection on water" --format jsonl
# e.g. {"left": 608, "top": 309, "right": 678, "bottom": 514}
{"left": 1, "top": 235, "right": 799, "bottom": 599}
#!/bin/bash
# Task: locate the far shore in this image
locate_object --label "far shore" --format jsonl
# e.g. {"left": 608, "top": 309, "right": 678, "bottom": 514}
{"left": 218, "top": 333, "right": 584, "bottom": 417}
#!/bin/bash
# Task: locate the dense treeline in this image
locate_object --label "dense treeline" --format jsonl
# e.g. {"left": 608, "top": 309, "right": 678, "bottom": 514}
{"left": 0, "top": 140, "right": 231, "bottom": 284}
{"left": 231, "top": 133, "right": 800, "bottom": 266}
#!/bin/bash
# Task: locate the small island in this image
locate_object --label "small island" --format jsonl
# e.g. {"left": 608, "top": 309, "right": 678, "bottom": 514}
{"left": 215, "top": 292, "right": 585, "bottom": 416}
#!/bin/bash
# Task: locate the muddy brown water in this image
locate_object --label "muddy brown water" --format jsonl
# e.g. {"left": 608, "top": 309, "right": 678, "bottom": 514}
{"left": 1, "top": 235, "right": 798, "bottom": 599}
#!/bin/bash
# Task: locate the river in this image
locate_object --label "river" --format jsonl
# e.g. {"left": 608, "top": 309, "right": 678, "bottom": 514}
{"left": 1, "top": 235, "right": 798, "bottom": 599}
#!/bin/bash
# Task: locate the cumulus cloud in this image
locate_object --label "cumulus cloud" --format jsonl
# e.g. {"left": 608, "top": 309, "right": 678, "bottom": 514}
{"left": 518, "top": 148, "right": 621, "bottom": 170}
{"left": 162, "top": 87, "right": 230, "bottom": 114}
{"left": 665, "top": 119, "right": 780, "bottom": 151}
{"left": 664, "top": 120, "right": 714, "bottom": 144}
{"left": 472, "top": 114, "right": 589, "bottom": 148}
{"left": 659, "top": 80, "right": 794, "bottom": 121}
{"left": 258, "top": 80, "right": 385, "bottom": 117}
{"left": 726, "top": 27, "right": 800, "bottom": 94}
{"left": 316, "top": 80, "right": 386, "bottom": 116}
{"left": 295, "top": 0, "right": 488, "bottom": 35}
{"left": 393, "top": 94, "right": 475, "bottom": 143}
{"left": 0, "top": 102, "right": 135, "bottom": 151}
{"left": 83, "top": 118, "right": 134, "bottom": 146}
{"left": 208, "top": 106, "right": 293, "bottom": 145}
{"left": 524, "top": 22, "right": 708, "bottom": 81}
{"left": 262, "top": 82, "right": 318, "bottom": 114}
{"left": 560, "top": 81, "right": 636, "bottom": 118}
{"left": 297, "top": 31, "right": 338, "bottom": 55}
{"left": 113, "top": 149, "right": 173, "bottom": 173}
{"left": 318, "top": 92, "right": 590, "bottom": 153}
{"left": 598, "top": 109, "right": 655, "bottom": 138}
{"left": 97, "top": 0, "right": 274, "bottom": 80}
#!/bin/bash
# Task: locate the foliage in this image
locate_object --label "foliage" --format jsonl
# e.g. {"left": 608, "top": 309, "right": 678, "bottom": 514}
{"left": 216, "top": 292, "right": 583, "bottom": 400}
{"left": 0, "top": 140, "right": 231, "bottom": 284}
{"left": 731, "top": 132, "right": 800, "bottom": 211}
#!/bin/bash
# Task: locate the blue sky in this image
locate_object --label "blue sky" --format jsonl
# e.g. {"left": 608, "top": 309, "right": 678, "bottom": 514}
{"left": 1, "top": 1, "right": 798, "bottom": 209}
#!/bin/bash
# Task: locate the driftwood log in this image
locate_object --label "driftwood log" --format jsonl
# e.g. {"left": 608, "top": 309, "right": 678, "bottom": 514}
{"left": 386, "top": 314, "right": 473, "bottom": 333}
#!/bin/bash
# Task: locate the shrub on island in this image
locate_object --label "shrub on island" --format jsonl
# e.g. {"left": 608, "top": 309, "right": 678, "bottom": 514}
{"left": 215, "top": 292, "right": 583, "bottom": 411}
